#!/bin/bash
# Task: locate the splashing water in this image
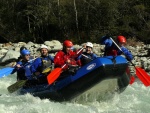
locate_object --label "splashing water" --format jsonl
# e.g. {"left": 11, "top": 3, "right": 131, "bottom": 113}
{"left": 0, "top": 70, "right": 150, "bottom": 113}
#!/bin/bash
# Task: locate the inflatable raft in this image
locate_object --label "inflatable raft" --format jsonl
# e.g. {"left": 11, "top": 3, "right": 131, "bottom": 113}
{"left": 18, "top": 56, "right": 130, "bottom": 101}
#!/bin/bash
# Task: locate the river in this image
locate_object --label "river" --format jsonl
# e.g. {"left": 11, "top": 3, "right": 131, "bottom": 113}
{"left": 0, "top": 69, "right": 150, "bottom": 113}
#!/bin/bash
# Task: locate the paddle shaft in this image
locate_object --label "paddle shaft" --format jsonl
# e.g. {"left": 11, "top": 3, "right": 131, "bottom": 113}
{"left": 110, "top": 38, "right": 133, "bottom": 64}
{"left": 110, "top": 37, "right": 144, "bottom": 68}
{"left": 110, "top": 37, "right": 150, "bottom": 86}
{"left": 81, "top": 54, "right": 93, "bottom": 60}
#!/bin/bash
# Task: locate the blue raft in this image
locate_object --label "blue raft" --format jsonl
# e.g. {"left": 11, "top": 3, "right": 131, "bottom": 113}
{"left": 19, "top": 56, "right": 130, "bottom": 101}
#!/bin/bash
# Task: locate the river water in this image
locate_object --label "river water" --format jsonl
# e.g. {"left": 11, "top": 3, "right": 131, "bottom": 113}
{"left": 0, "top": 69, "right": 150, "bottom": 113}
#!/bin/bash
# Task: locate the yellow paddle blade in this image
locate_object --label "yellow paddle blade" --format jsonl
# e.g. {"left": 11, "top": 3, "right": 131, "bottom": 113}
{"left": 42, "top": 67, "right": 51, "bottom": 73}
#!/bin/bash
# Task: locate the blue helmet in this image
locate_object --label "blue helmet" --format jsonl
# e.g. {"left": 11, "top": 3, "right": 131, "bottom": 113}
{"left": 21, "top": 49, "right": 30, "bottom": 56}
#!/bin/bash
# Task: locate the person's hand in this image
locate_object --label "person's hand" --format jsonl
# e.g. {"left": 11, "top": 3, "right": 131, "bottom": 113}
{"left": 83, "top": 44, "right": 86, "bottom": 49}
{"left": 66, "top": 59, "right": 71, "bottom": 64}
{"left": 16, "top": 64, "right": 21, "bottom": 68}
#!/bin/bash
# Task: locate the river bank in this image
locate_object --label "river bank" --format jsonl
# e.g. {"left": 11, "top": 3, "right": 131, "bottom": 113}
{"left": 0, "top": 40, "right": 150, "bottom": 76}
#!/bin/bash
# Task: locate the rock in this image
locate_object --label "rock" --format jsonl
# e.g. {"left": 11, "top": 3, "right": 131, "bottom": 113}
{"left": 44, "top": 40, "right": 62, "bottom": 50}
{"left": 18, "top": 42, "right": 26, "bottom": 46}
{"left": 0, "top": 48, "right": 8, "bottom": 55}
{"left": 0, "top": 50, "right": 20, "bottom": 62}
{"left": 14, "top": 47, "right": 20, "bottom": 52}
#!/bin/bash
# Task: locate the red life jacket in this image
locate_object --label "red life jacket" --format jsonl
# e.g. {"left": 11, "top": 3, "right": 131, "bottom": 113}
{"left": 105, "top": 47, "right": 118, "bottom": 56}
{"left": 54, "top": 50, "right": 80, "bottom": 70}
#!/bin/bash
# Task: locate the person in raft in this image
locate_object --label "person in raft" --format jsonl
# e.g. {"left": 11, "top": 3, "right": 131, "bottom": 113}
{"left": 54, "top": 40, "right": 83, "bottom": 76}
{"left": 30, "top": 45, "right": 54, "bottom": 84}
{"left": 77, "top": 42, "right": 98, "bottom": 66}
{"left": 12, "top": 49, "right": 34, "bottom": 81}
{"left": 100, "top": 35, "right": 133, "bottom": 61}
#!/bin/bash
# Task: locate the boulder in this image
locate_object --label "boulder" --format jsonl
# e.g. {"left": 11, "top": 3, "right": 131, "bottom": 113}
{"left": 0, "top": 50, "right": 20, "bottom": 63}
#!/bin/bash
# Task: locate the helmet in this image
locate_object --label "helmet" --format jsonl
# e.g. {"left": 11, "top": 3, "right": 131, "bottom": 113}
{"left": 117, "top": 36, "right": 126, "bottom": 43}
{"left": 86, "top": 42, "right": 93, "bottom": 48}
{"left": 63, "top": 40, "right": 73, "bottom": 47}
{"left": 40, "top": 45, "right": 48, "bottom": 49}
{"left": 20, "top": 46, "right": 27, "bottom": 53}
{"left": 21, "top": 49, "right": 30, "bottom": 56}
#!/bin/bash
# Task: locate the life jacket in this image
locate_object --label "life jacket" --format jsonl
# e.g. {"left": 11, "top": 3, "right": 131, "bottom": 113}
{"left": 54, "top": 50, "right": 78, "bottom": 69}
{"left": 80, "top": 52, "right": 94, "bottom": 65}
{"left": 17, "top": 61, "right": 33, "bottom": 80}
{"left": 36, "top": 55, "right": 53, "bottom": 73}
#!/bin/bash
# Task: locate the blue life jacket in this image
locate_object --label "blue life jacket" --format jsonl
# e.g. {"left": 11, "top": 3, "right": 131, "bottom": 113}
{"left": 30, "top": 55, "right": 54, "bottom": 77}
{"left": 16, "top": 58, "right": 34, "bottom": 80}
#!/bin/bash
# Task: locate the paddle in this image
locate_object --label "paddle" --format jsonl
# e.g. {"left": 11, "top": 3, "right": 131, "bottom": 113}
{"left": 8, "top": 65, "right": 54, "bottom": 93}
{"left": 7, "top": 56, "right": 54, "bottom": 93}
{"left": 0, "top": 58, "right": 17, "bottom": 66}
{"left": 42, "top": 66, "right": 52, "bottom": 74}
{"left": 8, "top": 66, "right": 53, "bottom": 93}
{"left": 0, "top": 58, "right": 36, "bottom": 78}
{"left": 110, "top": 37, "right": 150, "bottom": 86}
{"left": 81, "top": 54, "right": 93, "bottom": 60}
{"left": 7, "top": 80, "right": 27, "bottom": 93}
{"left": 47, "top": 48, "right": 84, "bottom": 85}
{"left": 0, "top": 67, "right": 15, "bottom": 78}
{"left": 7, "top": 58, "right": 38, "bottom": 93}
{"left": 129, "top": 76, "right": 135, "bottom": 85}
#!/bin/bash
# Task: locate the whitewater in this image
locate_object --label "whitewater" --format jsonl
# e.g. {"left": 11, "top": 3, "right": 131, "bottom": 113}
{"left": 0, "top": 70, "right": 150, "bottom": 113}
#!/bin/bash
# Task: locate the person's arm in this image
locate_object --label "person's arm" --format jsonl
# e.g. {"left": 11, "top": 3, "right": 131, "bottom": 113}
{"left": 75, "top": 54, "right": 82, "bottom": 66}
{"left": 73, "top": 47, "right": 85, "bottom": 59}
{"left": 49, "top": 55, "right": 54, "bottom": 63}
{"left": 11, "top": 61, "right": 24, "bottom": 74}
{"left": 120, "top": 47, "right": 133, "bottom": 61}
{"left": 54, "top": 51, "right": 65, "bottom": 67}
{"left": 101, "top": 36, "right": 113, "bottom": 48}
{"left": 30, "top": 58, "right": 41, "bottom": 73}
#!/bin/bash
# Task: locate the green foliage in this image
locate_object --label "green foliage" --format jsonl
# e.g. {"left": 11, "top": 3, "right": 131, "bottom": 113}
{"left": 0, "top": 0, "right": 150, "bottom": 43}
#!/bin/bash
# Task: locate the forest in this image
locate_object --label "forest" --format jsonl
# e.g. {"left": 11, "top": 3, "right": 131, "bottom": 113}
{"left": 0, "top": 0, "right": 150, "bottom": 44}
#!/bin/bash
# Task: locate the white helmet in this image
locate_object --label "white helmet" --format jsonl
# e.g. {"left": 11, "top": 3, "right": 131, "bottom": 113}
{"left": 86, "top": 42, "right": 93, "bottom": 48}
{"left": 40, "top": 45, "right": 48, "bottom": 49}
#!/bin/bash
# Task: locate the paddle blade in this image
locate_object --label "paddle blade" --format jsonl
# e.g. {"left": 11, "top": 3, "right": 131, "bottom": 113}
{"left": 0, "top": 67, "right": 14, "bottom": 78}
{"left": 47, "top": 68, "right": 62, "bottom": 85}
{"left": 135, "top": 67, "right": 150, "bottom": 87}
{"left": 129, "top": 76, "right": 135, "bottom": 85}
{"left": 42, "top": 67, "right": 51, "bottom": 73}
{"left": 7, "top": 80, "right": 27, "bottom": 93}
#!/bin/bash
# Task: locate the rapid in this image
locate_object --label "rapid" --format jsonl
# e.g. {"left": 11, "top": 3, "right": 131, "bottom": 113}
{"left": 0, "top": 70, "right": 150, "bottom": 113}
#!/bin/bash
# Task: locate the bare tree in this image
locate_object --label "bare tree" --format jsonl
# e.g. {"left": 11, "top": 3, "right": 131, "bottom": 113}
{"left": 74, "top": 0, "right": 80, "bottom": 41}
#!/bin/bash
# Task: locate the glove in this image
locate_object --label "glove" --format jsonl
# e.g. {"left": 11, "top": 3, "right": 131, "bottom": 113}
{"left": 104, "top": 39, "right": 113, "bottom": 47}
